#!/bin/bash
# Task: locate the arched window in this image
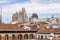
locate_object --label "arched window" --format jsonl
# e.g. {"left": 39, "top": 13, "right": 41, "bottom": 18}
{"left": 12, "top": 34, "right": 15, "bottom": 40}
{"left": 30, "top": 34, "right": 33, "bottom": 39}
{"left": 38, "top": 35, "right": 40, "bottom": 39}
{"left": 5, "top": 35, "right": 8, "bottom": 40}
{"left": 24, "top": 34, "right": 28, "bottom": 39}
{"left": 18, "top": 34, "right": 22, "bottom": 40}
{"left": 41, "top": 35, "right": 43, "bottom": 39}
{"left": 45, "top": 35, "right": 47, "bottom": 39}
{"left": 0, "top": 35, "right": 1, "bottom": 40}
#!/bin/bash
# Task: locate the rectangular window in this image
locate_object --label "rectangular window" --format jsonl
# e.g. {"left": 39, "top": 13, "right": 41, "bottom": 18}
{"left": 5, "top": 35, "right": 8, "bottom": 40}
{"left": 12, "top": 35, "right": 15, "bottom": 40}
{"left": 41, "top": 35, "right": 43, "bottom": 39}
{"left": 45, "top": 36, "right": 47, "bottom": 39}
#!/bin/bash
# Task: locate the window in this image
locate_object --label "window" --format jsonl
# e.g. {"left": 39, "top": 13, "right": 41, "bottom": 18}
{"left": 45, "top": 35, "right": 47, "bottom": 39}
{"left": 58, "top": 36, "right": 60, "bottom": 38}
{"left": 18, "top": 34, "right": 22, "bottom": 40}
{"left": 49, "top": 35, "right": 52, "bottom": 37}
{"left": 24, "top": 34, "right": 28, "bottom": 39}
{"left": 12, "top": 34, "right": 15, "bottom": 40}
{"left": 38, "top": 35, "right": 40, "bottom": 39}
{"left": 30, "top": 34, "right": 33, "bottom": 39}
{"left": 20, "top": 25, "right": 24, "bottom": 27}
{"left": 5, "top": 35, "right": 8, "bottom": 40}
{"left": 41, "top": 35, "right": 43, "bottom": 39}
{"left": 26, "top": 28, "right": 29, "bottom": 30}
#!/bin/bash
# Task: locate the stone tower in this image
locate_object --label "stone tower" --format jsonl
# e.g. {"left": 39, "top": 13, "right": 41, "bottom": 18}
{"left": 12, "top": 8, "right": 28, "bottom": 22}
{"left": 12, "top": 12, "right": 18, "bottom": 22}
{"left": 18, "top": 8, "right": 28, "bottom": 22}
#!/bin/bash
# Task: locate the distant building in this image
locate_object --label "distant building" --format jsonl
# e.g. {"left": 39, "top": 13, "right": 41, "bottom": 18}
{"left": 31, "top": 13, "right": 38, "bottom": 18}
{"left": 12, "top": 12, "right": 18, "bottom": 22}
{"left": 18, "top": 8, "right": 28, "bottom": 22}
{"left": 0, "top": 21, "right": 60, "bottom": 40}
{"left": 12, "top": 8, "right": 28, "bottom": 23}
{"left": 2, "top": 8, "right": 60, "bottom": 40}
{"left": 56, "top": 16, "right": 60, "bottom": 23}
{"left": 39, "top": 18, "right": 48, "bottom": 22}
{"left": 29, "top": 13, "right": 38, "bottom": 22}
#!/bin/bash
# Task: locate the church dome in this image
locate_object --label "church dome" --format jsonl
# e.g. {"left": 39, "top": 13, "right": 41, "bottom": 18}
{"left": 32, "top": 13, "right": 38, "bottom": 18}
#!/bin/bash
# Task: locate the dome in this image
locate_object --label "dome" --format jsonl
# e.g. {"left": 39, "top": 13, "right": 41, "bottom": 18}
{"left": 32, "top": 13, "right": 38, "bottom": 18}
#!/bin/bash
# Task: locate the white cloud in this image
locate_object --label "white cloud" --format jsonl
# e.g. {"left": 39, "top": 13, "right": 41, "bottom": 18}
{"left": 0, "top": 0, "right": 13, "bottom": 4}
{"left": 0, "top": 1, "right": 8, "bottom": 4}
{"left": 1, "top": 0, "right": 60, "bottom": 23}
{"left": 2, "top": 0, "right": 60, "bottom": 14}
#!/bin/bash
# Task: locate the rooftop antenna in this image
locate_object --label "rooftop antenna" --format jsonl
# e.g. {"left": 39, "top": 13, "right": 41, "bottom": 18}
{"left": 0, "top": 5, "right": 2, "bottom": 23}
{"left": 7, "top": 7, "right": 9, "bottom": 24}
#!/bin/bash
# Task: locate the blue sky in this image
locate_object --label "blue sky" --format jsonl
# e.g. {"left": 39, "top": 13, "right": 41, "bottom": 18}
{"left": 0, "top": 0, "right": 30, "bottom": 5}
{"left": 0, "top": 0, "right": 60, "bottom": 23}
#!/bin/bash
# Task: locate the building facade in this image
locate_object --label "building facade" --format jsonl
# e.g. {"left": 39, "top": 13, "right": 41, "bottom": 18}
{"left": 0, "top": 21, "right": 60, "bottom": 40}
{"left": 1, "top": 8, "right": 60, "bottom": 40}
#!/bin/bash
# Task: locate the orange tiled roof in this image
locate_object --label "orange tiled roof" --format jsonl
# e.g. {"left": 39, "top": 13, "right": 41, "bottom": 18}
{"left": 28, "top": 24, "right": 38, "bottom": 30}
{"left": 37, "top": 28, "right": 60, "bottom": 34}
{"left": 0, "top": 23, "right": 38, "bottom": 31}
{"left": 0, "top": 24, "right": 24, "bottom": 31}
{"left": 39, "top": 21, "right": 48, "bottom": 24}
{"left": 0, "top": 23, "right": 60, "bottom": 34}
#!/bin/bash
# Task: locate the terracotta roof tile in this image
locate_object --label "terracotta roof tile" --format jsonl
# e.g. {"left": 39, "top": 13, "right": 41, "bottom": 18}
{"left": 39, "top": 22, "right": 48, "bottom": 24}
{"left": 0, "top": 24, "right": 24, "bottom": 31}
{"left": 28, "top": 25, "right": 38, "bottom": 30}
{"left": 37, "top": 28, "right": 60, "bottom": 34}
